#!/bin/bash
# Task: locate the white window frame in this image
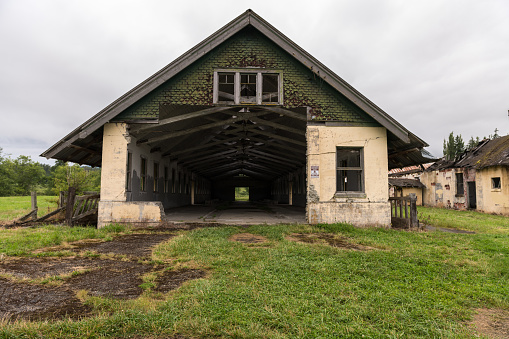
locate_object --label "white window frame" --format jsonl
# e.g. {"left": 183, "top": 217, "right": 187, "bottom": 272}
{"left": 213, "top": 69, "right": 283, "bottom": 105}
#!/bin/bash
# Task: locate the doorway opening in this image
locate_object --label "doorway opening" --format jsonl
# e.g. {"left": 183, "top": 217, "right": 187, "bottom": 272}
{"left": 235, "top": 187, "right": 249, "bottom": 202}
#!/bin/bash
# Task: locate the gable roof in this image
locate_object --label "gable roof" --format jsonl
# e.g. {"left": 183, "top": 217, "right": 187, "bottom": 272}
{"left": 41, "top": 9, "right": 429, "bottom": 167}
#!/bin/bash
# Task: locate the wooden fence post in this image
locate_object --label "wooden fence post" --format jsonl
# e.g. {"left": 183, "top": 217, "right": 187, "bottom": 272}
{"left": 65, "top": 187, "right": 76, "bottom": 226}
{"left": 31, "top": 191, "right": 38, "bottom": 220}
{"left": 409, "top": 194, "right": 418, "bottom": 228}
{"left": 59, "top": 191, "right": 65, "bottom": 208}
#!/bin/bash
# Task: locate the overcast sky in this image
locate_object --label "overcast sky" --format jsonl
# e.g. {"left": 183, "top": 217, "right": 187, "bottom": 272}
{"left": 1, "top": 0, "right": 508, "bottom": 165}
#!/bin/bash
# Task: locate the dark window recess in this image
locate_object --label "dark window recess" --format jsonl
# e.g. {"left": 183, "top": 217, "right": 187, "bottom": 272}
{"left": 171, "top": 168, "right": 176, "bottom": 193}
{"left": 218, "top": 73, "right": 235, "bottom": 103}
{"left": 456, "top": 173, "right": 464, "bottom": 195}
{"left": 125, "top": 152, "right": 132, "bottom": 191}
{"left": 492, "top": 177, "right": 501, "bottom": 189}
{"left": 164, "top": 167, "right": 169, "bottom": 193}
{"left": 240, "top": 73, "right": 257, "bottom": 103}
{"left": 262, "top": 73, "right": 279, "bottom": 103}
{"left": 153, "top": 162, "right": 159, "bottom": 192}
{"left": 336, "top": 148, "right": 363, "bottom": 192}
{"left": 140, "top": 158, "right": 147, "bottom": 192}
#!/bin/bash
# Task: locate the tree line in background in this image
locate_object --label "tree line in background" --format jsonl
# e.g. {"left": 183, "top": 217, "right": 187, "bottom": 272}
{"left": 0, "top": 147, "right": 100, "bottom": 197}
{"left": 442, "top": 128, "right": 503, "bottom": 161}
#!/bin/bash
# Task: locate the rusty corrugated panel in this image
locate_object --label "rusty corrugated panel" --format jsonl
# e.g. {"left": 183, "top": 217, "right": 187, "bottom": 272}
{"left": 388, "top": 178, "right": 425, "bottom": 188}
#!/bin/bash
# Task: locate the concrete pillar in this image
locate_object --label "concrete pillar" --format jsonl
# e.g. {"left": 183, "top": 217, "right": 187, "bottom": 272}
{"left": 100, "top": 123, "right": 129, "bottom": 201}
{"left": 98, "top": 123, "right": 129, "bottom": 227}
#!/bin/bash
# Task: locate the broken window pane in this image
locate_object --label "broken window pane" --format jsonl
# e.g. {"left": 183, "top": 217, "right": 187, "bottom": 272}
{"left": 262, "top": 74, "right": 279, "bottom": 103}
{"left": 240, "top": 73, "right": 257, "bottom": 103}
{"left": 218, "top": 73, "right": 235, "bottom": 103}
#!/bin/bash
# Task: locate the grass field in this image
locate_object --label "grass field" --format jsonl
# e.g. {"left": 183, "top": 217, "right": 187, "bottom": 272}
{"left": 0, "top": 196, "right": 59, "bottom": 222}
{"left": 0, "top": 206, "right": 508, "bottom": 338}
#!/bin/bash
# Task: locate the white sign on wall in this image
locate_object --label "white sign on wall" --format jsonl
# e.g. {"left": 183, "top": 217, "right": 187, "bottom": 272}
{"left": 310, "top": 166, "right": 319, "bottom": 178}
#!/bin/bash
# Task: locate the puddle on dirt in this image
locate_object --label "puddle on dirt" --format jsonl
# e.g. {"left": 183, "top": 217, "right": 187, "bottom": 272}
{"left": 0, "top": 231, "right": 205, "bottom": 321}
{"left": 230, "top": 233, "right": 268, "bottom": 244}
{"left": 471, "top": 308, "right": 509, "bottom": 339}
{"left": 286, "top": 233, "right": 373, "bottom": 251}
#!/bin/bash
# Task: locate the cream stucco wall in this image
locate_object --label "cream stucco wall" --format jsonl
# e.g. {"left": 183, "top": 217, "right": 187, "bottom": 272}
{"left": 476, "top": 166, "right": 509, "bottom": 215}
{"left": 420, "top": 168, "right": 470, "bottom": 209}
{"left": 306, "top": 126, "right": 390, "bottom": 226}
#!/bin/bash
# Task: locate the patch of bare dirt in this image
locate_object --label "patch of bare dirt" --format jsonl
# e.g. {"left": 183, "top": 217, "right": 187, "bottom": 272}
{"left": 286, "top": 233, "right": 374, "bottom": 251}
{"left": 71, "top": 233, "right": 176, "bottom": 257}
{"left": 154, "top": 269, "right": 207, "bottom": 293}
{"left": 230, "top": 233, "right": 268, "bottom": 244}
{"left": 471, "top": 308, "right": 509, "bottom": 339}
{"left": 0, "top": 277, "right": 91, "bottom": 321}
{"left": 0, "top": 257, "right": 104, "bottom": 279}
{"left": 0, "top": 231, "right": 205, "bottom": 321}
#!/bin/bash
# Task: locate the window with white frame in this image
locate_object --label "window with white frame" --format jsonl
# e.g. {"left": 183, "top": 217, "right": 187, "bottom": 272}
{"left": 214, "top": 70, "right": 282, "bottom": 105}
{"left": 336, "top": 148, "right": 364, "bottom": 193}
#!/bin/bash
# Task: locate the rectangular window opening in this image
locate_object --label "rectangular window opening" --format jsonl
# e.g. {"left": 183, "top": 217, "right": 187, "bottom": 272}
{"left": 336, "top": 148, "right": 363, "bottom": 193}
{"left": 171, "top": 168, "right": 176, "bottom": 193}
{"left": 235, "top": 187, "right": 249, "bottom": 201}
{"left": 492, "top": 177, "right": 501, "bottom": 189}
{"left": 140, "top": 157, "right": 147, "bottom": 192}
{"left": 164, "top": 166, "right": 169, "bottom": 193}
{"left": 456, "top": 173, "right": 464, "bottom": 195}
{"left": 218, "top": 72, "right": 235, "bottom": 103}
{"left": 125, "top": 152, "right": 132, "bottom": 191}
{"left": 262, "top": 73, "right": 279, "bottom": 103}
{"left": 240, "top": 73, "right": 257, "bottom": 103}
{"left": 153, "top": 162, "right": 159, "bottom": 192}
{"left": 214, "top": 70, "right": 281, "bottom": 105}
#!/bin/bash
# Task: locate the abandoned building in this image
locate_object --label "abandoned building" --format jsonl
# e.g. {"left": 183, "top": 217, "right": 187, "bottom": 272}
{"left": 41, "top": 10, "right": 432, "bottom": 227}
{"left": 418, "top": 136, "right": 509, "bottom": 215}
{"left": 390, "top": 136, "right": 509, "bottom": 215}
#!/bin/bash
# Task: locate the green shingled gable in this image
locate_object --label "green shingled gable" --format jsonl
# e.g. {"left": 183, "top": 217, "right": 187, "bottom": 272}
{"left": 114, "top": 27, "right": 378, "bottom": 124}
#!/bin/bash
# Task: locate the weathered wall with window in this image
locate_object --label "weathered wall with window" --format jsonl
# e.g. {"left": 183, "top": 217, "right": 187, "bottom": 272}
{"left": 475, "top": 166, "right": 509, "bottom": 215}
{"left": 306, "top": 125, "right": 390, "bottom": 226}
{"left": 419, "top": 166, "right": 508, "bottom": 215}
{"left": 419, "top": 168, "right": 473, "bottom": 209}
{"left": 112, "top": 27, "right": 378, "bottom": 124}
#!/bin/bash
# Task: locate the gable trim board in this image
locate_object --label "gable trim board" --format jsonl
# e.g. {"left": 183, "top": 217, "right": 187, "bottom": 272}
{"left": 41, "top": 9, "right": 427, "bottom": 163}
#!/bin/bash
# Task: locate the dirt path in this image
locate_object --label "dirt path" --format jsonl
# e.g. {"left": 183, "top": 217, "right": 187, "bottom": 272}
{"left": 0, "top": 228, "right": 205, "bottom": 321}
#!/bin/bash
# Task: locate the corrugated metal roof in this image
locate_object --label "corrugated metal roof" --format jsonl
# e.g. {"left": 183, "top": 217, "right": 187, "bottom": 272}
{"left": 426, "top": 135, "right": 509, "bottom": 171}
{"left": 389, "top": 178, "right": 425, "bottom": 188}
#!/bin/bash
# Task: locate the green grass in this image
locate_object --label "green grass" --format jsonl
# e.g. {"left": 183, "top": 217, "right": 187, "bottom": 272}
{"left": 0, "top": 224, "right": 127, "bottom": 256}
{"left": 418, "top": 205, "right": 509, "bottom": 234}
{"left": 0, "top": 195, "right": 59, "bottom": 221}
{"left": 1, "top": 209, "right": 508, "bottom": 338}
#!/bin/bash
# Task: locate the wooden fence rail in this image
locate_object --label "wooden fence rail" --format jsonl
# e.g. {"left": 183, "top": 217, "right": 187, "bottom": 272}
{"left": 389, "top": 195, "right": 419, "bottom": 229}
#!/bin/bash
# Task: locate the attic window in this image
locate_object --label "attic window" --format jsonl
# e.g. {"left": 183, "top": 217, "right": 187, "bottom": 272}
{"left": 218, "top": 73, "right": 235, "bottom": 103}
{"left": 214, "top": 70, "right": 282, "bottom": 105}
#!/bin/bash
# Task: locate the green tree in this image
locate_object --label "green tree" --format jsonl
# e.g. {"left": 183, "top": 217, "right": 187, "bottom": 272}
{"left": 443, "top": 132, "right": 465, "bottom": 161}
{"left": 7, "top": 155, "right": 46, "bottom": 195}
{"left": 0, "top": 148, "right": 15, "bottom": 196}
{"left": 52, "top": 163, "right": 101, "bottom": 195}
